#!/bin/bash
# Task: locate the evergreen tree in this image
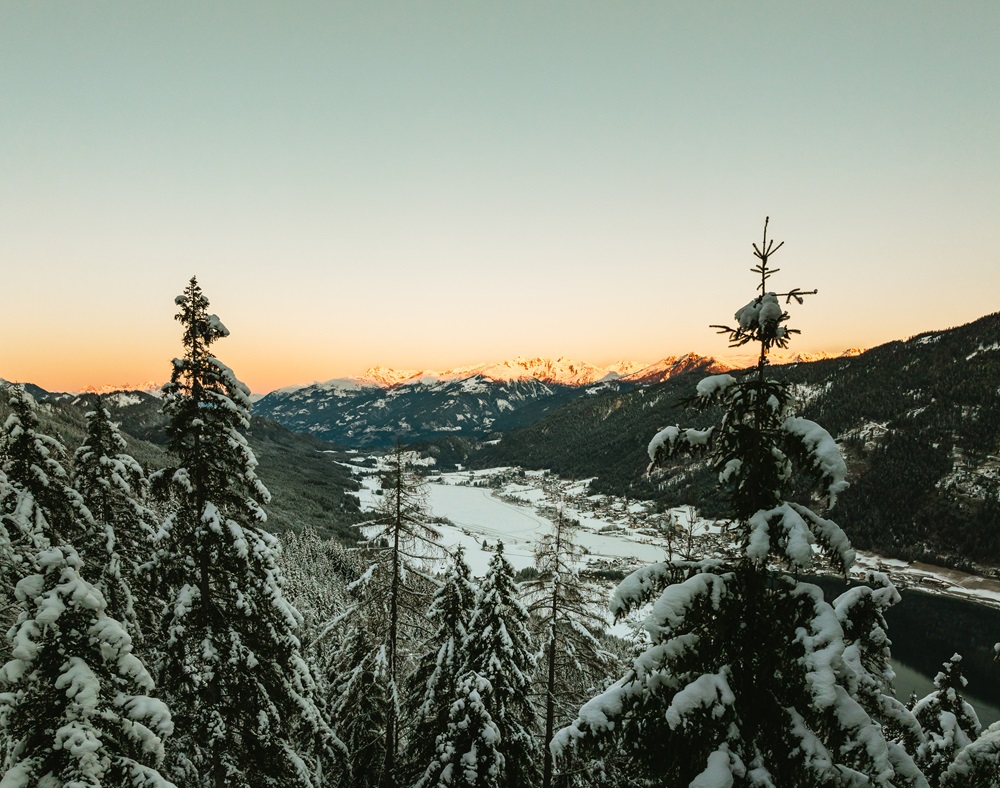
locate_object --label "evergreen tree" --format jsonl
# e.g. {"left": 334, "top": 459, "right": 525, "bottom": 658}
{"left": 0, "top": 386, "right": 92, "bottom": 554}
{"left": 554, "top": 220, "right": 915, "bottom": 786}
{"left": 0, "top": 545, "right": 175, "bottom": 787}
{"left": 912, "top": 654, "right": 981, "bottom": 785}
{"left": 834, "top": 573, "right": 927, "bottom": 786}
{"left": 464, "top": 541, "right": 538, "bottom": 788}
{"left": 942, "top": 722, "right": 1000, "bottom": 787}
{"left": 0, "top": 387, "right": 174, "bottom": 786}
{"left": 151, "top": 277, "right": 341, "bottom": 787}
{"left": 327, "top": 620, "right": 390, "bottom": 788}
{"left": 0, "top": 469, "right": 18, "bottom": 629}
{"left": 71, "top": 396, "right": 158, "bottom": 642}
{"left": 521, "top": 511, "right": 613, "bottom": 788}
{"left": 406, "top": 546, "right": 477, "bottom": 783}
{"left": 415, "top": 671, "right": 504, "bottom": 788}
{"left": 347, "top": 444, "right": 441, "bottom": 788}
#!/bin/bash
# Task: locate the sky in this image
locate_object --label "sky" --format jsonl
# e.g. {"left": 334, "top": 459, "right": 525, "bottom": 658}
{"left": 1, "top": 2, "right": 998, "bottom": 394}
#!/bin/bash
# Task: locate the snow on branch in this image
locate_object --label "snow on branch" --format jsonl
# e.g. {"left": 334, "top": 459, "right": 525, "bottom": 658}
{"left": 663, "top": 669, "right": 736, "bottom": 730}
{"left": 782, "top": 417, "right": 849, "bottom": 506}
{"left": 643, "top": 572, "right": 729, "bottom": 640}
{"left": 609, "top": 560, "right": 725, "bottom": 619}
{"left": 695, "top": 374, "right": 738, "bottom": 400}
{"left": 689, "top": 744, "right": 746, "bottom": 787}
{"left": 745, "top": 503, "right": 854, "bottom": 573}
{"left": 647, "top": 426, "right": 714, "bottom": 466}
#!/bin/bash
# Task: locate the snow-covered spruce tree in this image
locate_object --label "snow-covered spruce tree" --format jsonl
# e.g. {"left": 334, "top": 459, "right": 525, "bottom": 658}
{"left": 71, "top": 396, "right": 159, "bottom": 642}
{"left": 941, "top": 722, "right": 1000, "bottom": 786}
{"left": 521, "top": 510, "right": 614, "bottom": 788}
{"left": 554, "top": 219, "right": 918, "bottom": 786}
{"left": 0, "top": 470, "right": 18, "bottom": 624}
{"left": 343, "top": 444, "right": 441, "bottom": 788}
{"left": 0, "top": 385, "right": 93, "bottom": 556}
{"left": 415, "top": 671, "right": 505, "bottom": 788}
{"left": 910, "top": 654, "right": 981, "bottom": 785}
{"left": 0, "top": 545, "right": 175, "bottom": 787}
{"left": 0, "top": 387, "right": 175, "bottom": 786}
{"left": 405, "top": 545, "right": 477, "bottom": 783}
{"left": 834, "top": 573, "right": 927, "bottom": 785}
{"left": 327, "top": 619, "right": 390, "bottom": 788}
{"left": 151, "top": 277, "right": 342, "bottom": 787}
{"left": 462, "top": 541, "right": 538, "bottom": 788}
{"left": 0, "top": 384, "right": 93, "bottom": 640}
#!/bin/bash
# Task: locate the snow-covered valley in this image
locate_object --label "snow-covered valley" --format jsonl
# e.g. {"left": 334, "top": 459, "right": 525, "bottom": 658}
{"left": 347, "top": 459, "right": 1000, "bottom": 606}
{"left": 342, "top": 457, "right": 1000, "bottom": 726}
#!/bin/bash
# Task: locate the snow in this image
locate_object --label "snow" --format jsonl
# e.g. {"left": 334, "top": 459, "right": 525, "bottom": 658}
{"left": 696, "top": 374, "right": 738, "bottom": 399}
{"left": 207, "top": 313, "right": 230, "bottom": 337}
{"left": 285, "top": 356, "right": 668, "bottom": 394}
{"left": 54, "top": 656, "right": 101, "bottom": 711}
{"left": 736, "top": 292, "right": 782, "bottom": 332}
{"left": 965, "top": 341, "right": 1000, "bottom": 361}
{"left": 648, "top": 425, "right": 680, "bottom": 461}
{"left": 647, "top": 425, "right": 713, "bottom": 462}
{"left": 782, "top": 416, "right": 849, "bottom": 504}
{"left": 690, "top": 746, "right": 739, "bottom": 788}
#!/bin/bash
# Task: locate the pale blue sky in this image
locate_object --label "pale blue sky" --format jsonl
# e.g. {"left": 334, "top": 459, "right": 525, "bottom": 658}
{"left": 2, "top": 2, "right": 997, "bottom": 392}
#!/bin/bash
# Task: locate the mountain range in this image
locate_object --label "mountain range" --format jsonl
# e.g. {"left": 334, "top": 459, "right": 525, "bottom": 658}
{"left": 251, "top": 353, "right": 737, "bottom": 446}
{"left": 265, "top": 349, "right": 864, "bottom": 394}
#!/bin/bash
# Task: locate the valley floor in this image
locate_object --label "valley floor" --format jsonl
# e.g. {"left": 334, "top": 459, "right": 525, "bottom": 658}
{"left": 343, "top": 456, "right": 1000, "bottom": 610}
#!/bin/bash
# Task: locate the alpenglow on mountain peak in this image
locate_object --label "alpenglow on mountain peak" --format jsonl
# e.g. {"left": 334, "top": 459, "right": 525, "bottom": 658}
{"left": 337, "top": 354, "right": 730, "bottom": 389}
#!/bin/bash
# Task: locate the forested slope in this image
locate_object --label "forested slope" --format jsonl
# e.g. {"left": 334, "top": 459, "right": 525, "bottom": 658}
{"left": 477, "top": 312, "right": 1000, "bottom": 570}
{"left": 1, "top": 388, "right": 361, "bottom": 541}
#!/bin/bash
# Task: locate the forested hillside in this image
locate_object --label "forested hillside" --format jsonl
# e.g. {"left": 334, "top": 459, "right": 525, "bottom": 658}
{"left": 1, "top": 388, "right": 362, "bottom": 542}
{"left": 477, "top": 311, "right": 1000, "bottom": 571}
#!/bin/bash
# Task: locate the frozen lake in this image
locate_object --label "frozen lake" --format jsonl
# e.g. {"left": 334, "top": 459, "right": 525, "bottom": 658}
{"left": 425, "top": 481, "right": 669, "bottom": 577}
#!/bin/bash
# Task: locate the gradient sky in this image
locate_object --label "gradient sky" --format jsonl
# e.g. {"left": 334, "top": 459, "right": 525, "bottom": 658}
{"left": 2, "top": 2, "right": 998, "bottom": 393}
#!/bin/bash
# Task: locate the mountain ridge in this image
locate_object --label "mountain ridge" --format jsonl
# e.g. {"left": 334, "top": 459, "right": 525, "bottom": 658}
{"left": 251, "top": 353, "right": 736, "bottom": 446}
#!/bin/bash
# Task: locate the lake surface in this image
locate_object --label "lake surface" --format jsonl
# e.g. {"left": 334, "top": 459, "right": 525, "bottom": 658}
{"left": 887, "top": 588, "right": 1000, "bottom": 726}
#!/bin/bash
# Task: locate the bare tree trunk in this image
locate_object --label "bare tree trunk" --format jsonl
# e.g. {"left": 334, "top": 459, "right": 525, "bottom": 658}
{"left": 380, "top": 452, "right": 403, "bottom": 788}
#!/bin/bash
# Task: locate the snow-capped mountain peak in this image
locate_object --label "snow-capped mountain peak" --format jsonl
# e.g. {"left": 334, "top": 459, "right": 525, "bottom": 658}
{"left": 620, "top": 354, "right": 734, "bottom": 384}
{"left": 324, "top": 356, "right": 654, "bottom": 389}
{"left": 75, "top": 381, "right": 165, "bottom": 397}
{"left": 475, "top": 356, "right": 616, "bottom": 385}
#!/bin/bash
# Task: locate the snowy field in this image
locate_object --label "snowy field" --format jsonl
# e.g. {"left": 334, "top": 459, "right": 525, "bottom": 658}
{"left": 345, "top": 461, "right": 692, "bottom": 577}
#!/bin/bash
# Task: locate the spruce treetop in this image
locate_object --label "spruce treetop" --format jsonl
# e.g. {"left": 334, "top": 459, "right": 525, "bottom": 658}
{"left": 647, "top": 218, "right": 852, "bottom": 572}
{"left": 158, "top": 277, "right": 268, "bottom": 520}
